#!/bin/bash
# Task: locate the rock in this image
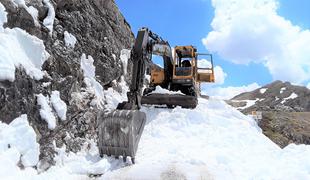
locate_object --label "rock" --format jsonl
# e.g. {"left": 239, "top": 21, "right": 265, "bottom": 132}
{"left": 259, "top": 111, "right": 310, "bottom": 148}
{"left": 0, "top": 0, "right": 135, "bottom": 169}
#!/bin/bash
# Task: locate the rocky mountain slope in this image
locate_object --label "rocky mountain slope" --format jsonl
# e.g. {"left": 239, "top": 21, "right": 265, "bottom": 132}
{"left": 0, "top": 0, "right": 134, "bottom": 169}
{"left": 229, "top": 80, "right": 310, "bottom": 113}
{"left": 227, "top": 80, "right": 310, "bottom": 147}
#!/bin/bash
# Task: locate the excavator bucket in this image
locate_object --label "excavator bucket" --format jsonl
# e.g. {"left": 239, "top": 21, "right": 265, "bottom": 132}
{"left": 97, "top": 110, "right": 146, "bottom": 163}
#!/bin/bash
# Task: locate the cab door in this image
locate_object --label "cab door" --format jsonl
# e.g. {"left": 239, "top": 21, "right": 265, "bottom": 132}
{"left": 196, "top": 54, "right": 215, "bottom": 83}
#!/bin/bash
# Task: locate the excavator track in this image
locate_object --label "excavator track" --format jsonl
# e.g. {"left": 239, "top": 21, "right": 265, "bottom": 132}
{"left": 141, "top": 93, "right": 198, "bottom": 108}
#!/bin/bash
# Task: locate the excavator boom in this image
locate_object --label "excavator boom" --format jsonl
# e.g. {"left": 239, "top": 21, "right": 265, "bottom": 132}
{"left": 97, "top": 28, "right": 172, "bottom": 163}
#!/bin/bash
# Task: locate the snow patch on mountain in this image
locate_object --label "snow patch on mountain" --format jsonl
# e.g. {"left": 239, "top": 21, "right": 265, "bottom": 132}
{"left": 281, "top": 92, "right": 298, "bottom": 104}
{"left": 81, "top": 54, "right": 105, "bottom": 108}
{"left": 42, "top": 0, "right": 55, "bottom": 35}
{"left": 11, "top": 0, "right": 40, "bottom": 27}
{"left": 64, "top": 31, "right": 77, "bottom": 48}
{"left": 260, "top": 88, "right": 267, "bottom": 94}
{"left": 280, "top": 87, "right": 286, "bottom": 94}
{"left": 37, "top": 94, "right": 57, "bottom": 130}
{"left": 51, "top": 91, "right": 67, "bottom": 121}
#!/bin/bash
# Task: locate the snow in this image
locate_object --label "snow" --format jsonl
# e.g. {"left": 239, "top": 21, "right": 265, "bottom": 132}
{"left": 281, "top": 92, "right": 298, "bottom": 104}
{"left": 280, "top": 87, "right": 286, "bottom": 94}
{"left": 234, "top": 98, "right": 259, "bottom": 110}
{"left": 64, "top": 31, "right": 77, "bottom": 48}
{"left": 51, "top": 91, "right": 67, "bottom": 121}
{"left": 0, "top": 5, "right": 49, "bottom": 81}
{"left": 0, "top": 28, "right": 49, "bottom": 81}
{"left": 152, "top": 86, "right": 184, "bottom": 95}
{"left": 260, "top": 88, "right": 267, "bottom": 94}
{"left": 102, "top": 98, "right": 310, "bottom": 179}
{"left": 2, "top": 96, "right": 310, "bottom": 179}
{"left": 81, "top": 54, "right": 105, "bottom": 108}
{"left": 11, "top": 0, "right": 40, "bottom": 27}
{"left": 120, "top": 49, "right": 131, "bottom": 75}
{"left": 0, "top": 115, "right": 39, "bottom": 169}
{"left": 42, "top": 0, "right": 55, "bottom": 35}
{"left": 37, "top": 94, "right": 57, "bottom": 129}
{"left": 0, "top": 2, "right": 7, "bottom": 32}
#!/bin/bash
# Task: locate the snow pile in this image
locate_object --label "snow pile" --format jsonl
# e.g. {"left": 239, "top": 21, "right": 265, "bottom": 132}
{"left": 64, "top": 31, "right": 77, "bottom": 48}
{"left": 42, "top": 0, "right": 55, "bottom": 35}
{"left": 103, "top": 98, "right": 310, "bottom": 179}
{"left": 0, "top": 115, "right": 39, "bottom": 173}
{"left": 51, "top": 91, "right": 67, "bottom": 121}
{"left": 37, "top": 94, "right": 57, "bottom": 129}
{"left": 152, "top": 86, "right": 184, "bottom": 95}
{"left": 51, "top": 140, "right": 111, "bottom": 176}
{"left": 281, "top": 92, "right": 298, "bottom": 104}
{"left": 260, "top": 88, "right": 267, "bottom": 94}
{"left": 0, "top": 4, "right": 49, "bottom": 81}
{"left": 280, "top": 87, "right": 286, "bottom": 94}
{"left": 0, "top": 27, "right": 49, "bottom": 81}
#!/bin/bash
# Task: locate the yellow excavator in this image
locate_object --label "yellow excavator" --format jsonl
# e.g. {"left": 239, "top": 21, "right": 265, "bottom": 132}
{"left": 97, "top": 28, "right": 215, "bottom": 163}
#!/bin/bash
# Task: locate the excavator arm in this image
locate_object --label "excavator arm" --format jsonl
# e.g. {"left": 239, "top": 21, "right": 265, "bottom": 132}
{"left": 97, "top": 28, "right": 172, "bottom": 163}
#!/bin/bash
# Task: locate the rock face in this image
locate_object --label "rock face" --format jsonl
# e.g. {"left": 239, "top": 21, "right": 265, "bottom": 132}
{"left": 0, "top": 0, "right": 134, "bottom": 169}
{"left": 227, "top": 80, "right": 310, "bottom": 148}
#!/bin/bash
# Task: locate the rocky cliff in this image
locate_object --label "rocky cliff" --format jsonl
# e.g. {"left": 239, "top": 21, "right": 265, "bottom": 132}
{"left": 0, "top": 0, "right": 134, "bottom": 170}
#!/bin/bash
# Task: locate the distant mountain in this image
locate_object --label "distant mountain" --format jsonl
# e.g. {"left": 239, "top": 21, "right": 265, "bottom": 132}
{"left": 228, "top": 80, "right": 310, "bottom": 114}
{"left": 227, "top": 80, "right": 310, "bottom": 148}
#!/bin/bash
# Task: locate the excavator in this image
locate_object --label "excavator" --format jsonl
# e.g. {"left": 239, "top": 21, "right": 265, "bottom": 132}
{"left": 97, "top": 27, "right": 215, "bottom": 164}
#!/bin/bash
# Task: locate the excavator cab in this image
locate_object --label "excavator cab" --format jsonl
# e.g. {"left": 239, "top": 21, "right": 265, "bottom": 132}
{"left": 173, "top": 46, "right": 196, "bottom": 85}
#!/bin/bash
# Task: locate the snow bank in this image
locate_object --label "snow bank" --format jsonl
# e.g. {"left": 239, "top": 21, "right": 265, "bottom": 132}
{"left": 64, "top": 31, "right": 77, "bottom": 48}
{"left": 51, "top": 91, "right": 67, "bottom": 121}
{"left": 42, "top": 0, "right": 55, "bottom": 35}
{"left": 0, "top": 5, "right": 49, "bottom": 81}
{"left": 52, "top": 140, "right": 111, "bottom": 175}
{"left": 260, "top": 88, "right": 267, "bottom": 94}
{"left": 0, "top": 115, "right": 39, "bottom": 170}
{"left": 102, "top": 98, "right": 310, "bottom": 179}
{"left": 37, "top": 94, "right": 57, "bottom": 129}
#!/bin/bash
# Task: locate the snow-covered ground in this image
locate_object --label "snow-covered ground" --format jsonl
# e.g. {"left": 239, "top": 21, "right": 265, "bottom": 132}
{"left": 2, "top": 97, "right": 310, "bottom": 179}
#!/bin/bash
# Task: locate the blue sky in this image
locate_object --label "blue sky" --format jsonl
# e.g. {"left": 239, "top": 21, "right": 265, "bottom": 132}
{"left": 115, "top": 0, "right": 310, "bottom": 89}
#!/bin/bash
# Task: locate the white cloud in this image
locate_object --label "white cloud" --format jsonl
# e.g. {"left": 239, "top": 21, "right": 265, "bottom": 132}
{"left": 198, "top": 59, "right": 227, "bottom": 85}
{"left": 214, "top": 65, "right": 226, "bottom": 85}
{"left": 203, "top": 0, "right": 310, "bottom": 84}
{"left": 307, "top": 83, "right": 310, "bottom": 89}
{"left": 202, "top": 83, "right": 260, "bottom": 100}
